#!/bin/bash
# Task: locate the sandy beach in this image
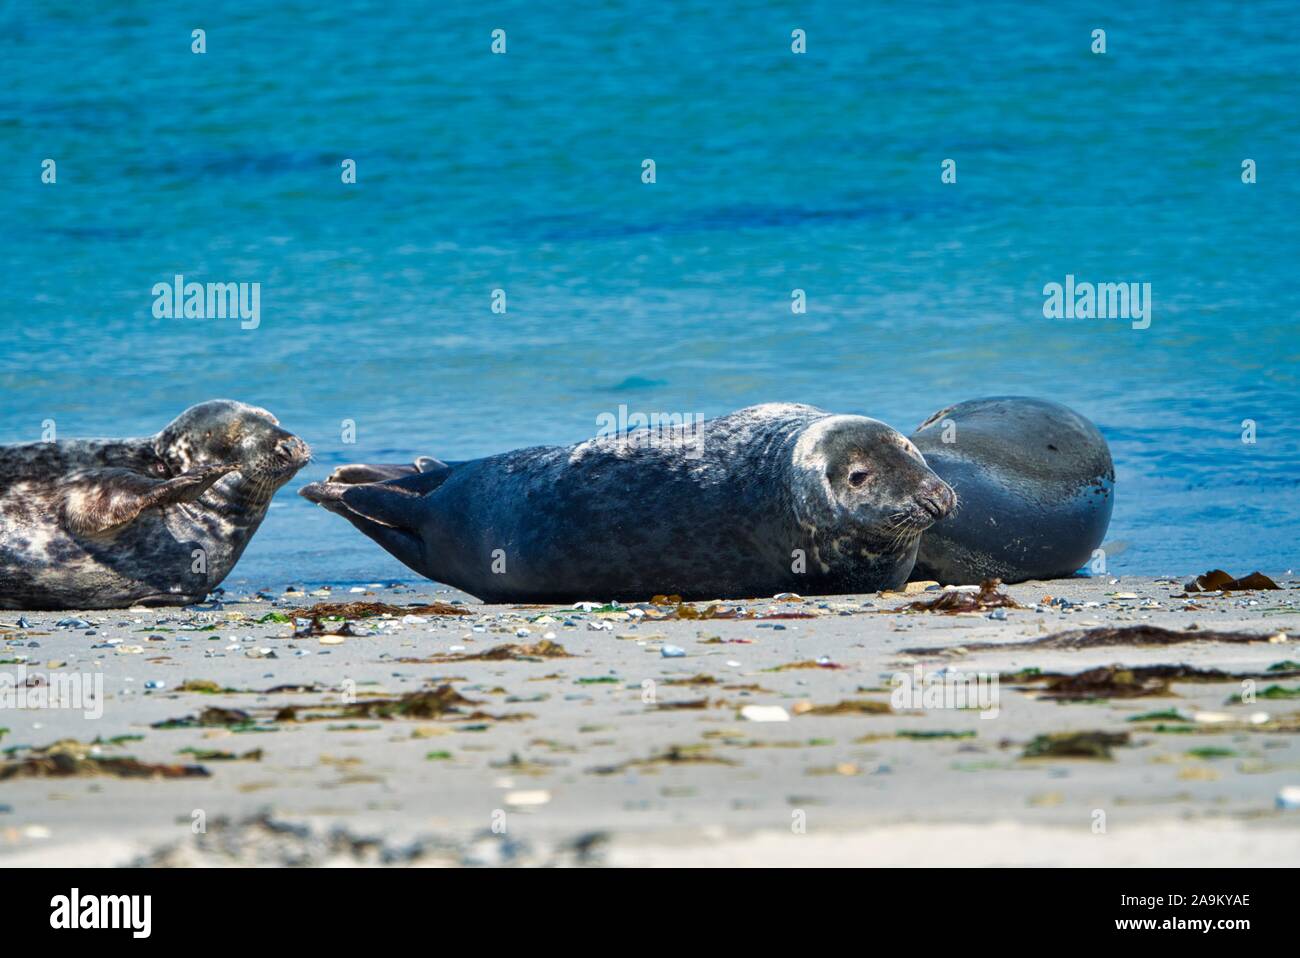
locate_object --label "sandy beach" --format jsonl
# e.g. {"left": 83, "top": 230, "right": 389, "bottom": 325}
{"left": 2, "top": 575, "right": 1298, "bottom": 867}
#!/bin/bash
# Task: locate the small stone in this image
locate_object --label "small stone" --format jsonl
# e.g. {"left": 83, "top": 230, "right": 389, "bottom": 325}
{"left": 1277, "top": 786, "right": 1300, "bottom": 809}
{"left": 740, "top": 705, "right": 790, "bottom": 723}
{"left": 504, "top": 790, "right": 551, "bottom": 807}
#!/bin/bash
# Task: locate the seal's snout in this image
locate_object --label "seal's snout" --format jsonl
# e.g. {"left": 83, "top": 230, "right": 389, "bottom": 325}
{"left": 913, "top": 478, "right": 956, "bottom": 525}
{"left": 276, "top": 435, "right": 312, "bottom": 467}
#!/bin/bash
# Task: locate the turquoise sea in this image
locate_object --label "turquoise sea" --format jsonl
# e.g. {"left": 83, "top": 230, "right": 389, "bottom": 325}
{"left": 3, "top": 1, "right": 1297, "bottom": 588}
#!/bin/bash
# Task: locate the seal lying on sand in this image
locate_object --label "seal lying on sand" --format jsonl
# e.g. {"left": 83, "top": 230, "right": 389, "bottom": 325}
{"left": 909, "top": 396, "right": 1114, "bottom": 584}
{"left": 0, "top": 401, "right": 310, "bottom": 610}
{"left": 302, "top": 403, "right": 955, "bottom": 602}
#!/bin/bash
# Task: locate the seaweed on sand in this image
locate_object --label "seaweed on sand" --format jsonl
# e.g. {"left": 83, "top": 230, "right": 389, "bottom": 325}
{"left": 1006, "top": 663, "right": 1300, "bottom": 702}
{"left": 792, "top": 698, "right": 893, "bottom": 716}
{"left": 1184, "top": 570, "right": 1280, "bottom": 592}
{"left": 290, "top": 600, "right": 470, "bottom": 635}
{"left": 1022, "top": 731, "right": 1130, "bottom": 760}
{"left": 898, "top": 579, "right": 1022, "bottom": 614}
{"left": 301, "top": 600, "right": 470, "bottom": 619}
{"left": 340, "top": 685, "right": 480, "bottom": 720}
{"left": 905, "top": 624, "right": 1282, "bottom": 656}
{"left": 0, "top": 740, "right": 210, "bottom": 780}
{"left": 152, "top": 706, "right": 254, "bottom": 729}
{"left": 589, "top": 744, "right": 737, "bottom": 775}
{"left": 398, "top": 640, "right": 571, "bottom": 664}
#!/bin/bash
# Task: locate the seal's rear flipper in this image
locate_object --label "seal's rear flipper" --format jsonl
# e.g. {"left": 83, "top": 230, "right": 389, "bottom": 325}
{"left": 62, "top": 464, "right": 236, "bottom": 537}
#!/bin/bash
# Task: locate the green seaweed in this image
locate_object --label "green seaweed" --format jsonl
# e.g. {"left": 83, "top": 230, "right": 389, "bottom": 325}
{"left": 1022, "top": 730, "right": 1130, "bottom": 760}
{"left": 177, "top": 679, "right": 228, "bottom": 694}
{"left": 1127, "top": 709, "right": 1187, "bottom": 722}
{"left": 91, "top": 734, "right": 144, "bottom": 746}
{"left": 152, "top": 706, "right": 254, "bottom": 730}
{"left": 178, "top": 748, "right": 263, "bottom": 762}
{"left": 1002, "top": 667, "right": 1043, "bottom": 681}
{"left": 1227, "top": 684, "right": 1300, "bottom": 703}
{"left": 1186, "top": 747, "right": 1237, "bottom": 760}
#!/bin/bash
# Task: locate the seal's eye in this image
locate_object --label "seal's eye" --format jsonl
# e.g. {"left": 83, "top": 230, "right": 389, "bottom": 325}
{"left": 150, "top": 461, "right": 170, "bottom": 478}
{"left": 847, "top": 469, "right": 870, "bottom": 488}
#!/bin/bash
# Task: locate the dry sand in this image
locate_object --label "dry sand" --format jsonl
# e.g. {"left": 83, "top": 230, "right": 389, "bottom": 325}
{"left": 2, "top": 575, "right": 1298, "bottom": 867}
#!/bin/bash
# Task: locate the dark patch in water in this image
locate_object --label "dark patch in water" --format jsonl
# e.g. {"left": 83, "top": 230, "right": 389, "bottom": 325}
{"left": 607, "top": 375, "right": 667, "bottom": 392}
{"left": 46, "top": 225, "right": 145, "bottom": 241}
{"left": 154, "top": 150, "right": 338, "bottom": 179}
{"left": 521, "top": 201, "right": 922, "bottom": 242}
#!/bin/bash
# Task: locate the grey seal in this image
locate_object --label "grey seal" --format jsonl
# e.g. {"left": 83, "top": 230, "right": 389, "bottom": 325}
{"left": 301, "top": 403, "right": 955, "bottom": 602}
{"left": 909, "top": 396, "right": 1114, "bottom": 584}
{"left": 0, "top": 400, "right": 311, "bottom": 610}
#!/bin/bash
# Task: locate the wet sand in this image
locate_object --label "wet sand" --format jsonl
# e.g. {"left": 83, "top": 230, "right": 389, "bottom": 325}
{"left": 2, "top": 576, "right": 1298, "bottom": 867}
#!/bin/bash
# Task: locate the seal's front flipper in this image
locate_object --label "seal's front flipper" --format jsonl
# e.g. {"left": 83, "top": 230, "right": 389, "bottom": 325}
{"left": 327, "top": 456, "right": 451, "bottom": 485}
{"left": 61, "top": 464, "right": 236, "bottom": 536}
{"left": 299, "top": 480, "right": 427, "bottom": 572}
{"left": 153, "top": 464, "right": 238, "bottom": 505}
{"left": 299, "top": 480, "right": 422, "bottom": 528}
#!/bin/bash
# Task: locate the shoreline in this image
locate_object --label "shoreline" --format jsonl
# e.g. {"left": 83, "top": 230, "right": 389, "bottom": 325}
{"left": 2, "top": 575, "right": 1298, "bottom": 867}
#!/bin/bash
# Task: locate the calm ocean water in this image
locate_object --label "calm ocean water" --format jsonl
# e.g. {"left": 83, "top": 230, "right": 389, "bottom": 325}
{"left": 2, "top": 1, "right": 1297, "bottom": 588}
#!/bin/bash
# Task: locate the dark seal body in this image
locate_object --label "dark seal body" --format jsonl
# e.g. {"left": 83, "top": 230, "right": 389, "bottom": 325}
{"left": 909, "top": 397, "right": 1114, "bottom": 584}
{"left": 0, "top": 401, "right": 310, "bottom": 610}
{"left": 302, "top": 403, "right": 955, "bottom": 603}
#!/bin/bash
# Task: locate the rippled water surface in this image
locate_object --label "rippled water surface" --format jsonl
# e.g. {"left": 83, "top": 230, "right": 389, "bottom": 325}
{"left": 3, "top": 1, "right": 1297, "bottom": 586}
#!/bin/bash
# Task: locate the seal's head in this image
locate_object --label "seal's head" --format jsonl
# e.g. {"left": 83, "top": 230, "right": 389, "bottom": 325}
{"left": 154, "top": 400, "right": 311, "bottom": 504}
{"left": 793, "top": 415, "right": 956, "bottom": 548}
